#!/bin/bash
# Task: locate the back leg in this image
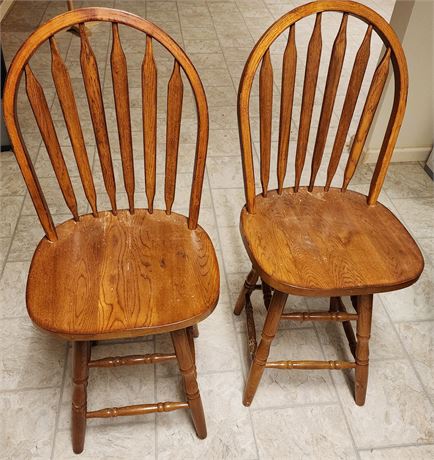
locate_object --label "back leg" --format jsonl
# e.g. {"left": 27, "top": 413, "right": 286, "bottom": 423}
{"left": 234, "top": 267, "right": 259, "bottom": 315}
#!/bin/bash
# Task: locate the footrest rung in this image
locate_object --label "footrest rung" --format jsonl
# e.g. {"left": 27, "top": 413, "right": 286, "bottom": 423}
{"left": 281, "top": 311, "right": 358, "bottom": 321}
{"left": 88, "top": 353, "right": 177, "bottom": 368}
{"left": 86, "top": 401, "right": 189, "bottom": 418}
{"left": 265, "top": 360, "right": 357, "bottom": 370}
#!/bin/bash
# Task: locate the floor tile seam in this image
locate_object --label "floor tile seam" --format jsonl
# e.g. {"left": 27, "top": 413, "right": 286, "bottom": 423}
{"left": 50, "top": 343, "right": 70, "bottom": 460}
{"left": 357, "top": 441, "right": 434, "bottom": 452}
{"left": 203, "top": 122, "right": 260, "bottom": 458}
{"left": 377, "top": 294, "right": 434, "bottom": 409}
{"left": 312, "top": 320, "right": 362, "bottom": 459}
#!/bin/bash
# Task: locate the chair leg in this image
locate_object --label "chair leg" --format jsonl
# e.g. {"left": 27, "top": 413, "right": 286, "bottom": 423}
{"left": 71, "top": 341, "right": 90, "bottom": 454}
{"left": 355, "top": 294, "right": 373, "bottom": 406}
{"left": 192, "top": 324, "right": 199, "bottom": 338}
{"left": 243, "top": 290, "right": 288, "bottom": 406}
{"left": 262, "top": 281, "right": 272, "bottom": 310}
{"left": 234, "top": 267, "right": 258, "bottom": 315}
{"left": 171, "top": 329, "right": 207, "bottom": 439}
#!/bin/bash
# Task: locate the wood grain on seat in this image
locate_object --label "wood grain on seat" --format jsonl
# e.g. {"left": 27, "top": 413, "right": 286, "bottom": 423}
{"left": 27, "top": 210, "right": 219, "bottom": 340}
{"left": 241, "top": 188, "right": 423, "bottom": 297}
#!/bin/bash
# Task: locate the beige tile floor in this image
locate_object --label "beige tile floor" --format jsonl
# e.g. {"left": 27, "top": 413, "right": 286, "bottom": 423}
{"left": 1, "top": 0, "right": 433, "bottom": 458}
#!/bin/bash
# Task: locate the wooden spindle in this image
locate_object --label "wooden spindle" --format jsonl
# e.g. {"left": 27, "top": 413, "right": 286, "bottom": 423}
{"left": 50, "top": 37, "right": 97, "bottom": 216}
{"left": 165, "top": 60, "right": 183, "bottom": 214}
{"left": 142, "top": 35, "right": 157, "bottom": 213}
{"left": 259, "top": 49, "right": 273, "bottom": 196}
{"left": 79, "top": 23, "right": 117, "bottom": 214}
{"left": 25, "top": 65, "right": 79, "bottom": 220}
{"left": 309, "top": 13, "right": 348, "bottom": 191}
{"left": 111, "top": 23, "right": 135, "bottom": 213}
{"left": 325, "top": 25, "right": 372, "bottom": 191}
{"left": 86, "top": 401, "right": 188, "bottom": 419}
{"left": 266, "top": 360, "right": 356, "bottom": 370}
{"left": 277, "top": 25, "right": 296, "bottom": 194}
{"left": 342, "top": 48, "right": 391, "bottom": 191}
{"left": 295, "top": 13, "right": 322, "bottom": 191}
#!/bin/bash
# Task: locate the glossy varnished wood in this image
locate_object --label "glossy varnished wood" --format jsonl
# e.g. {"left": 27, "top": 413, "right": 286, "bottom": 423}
{"left": 50, "top": 37, "right": 98, "bottom": 216}
{"left": 277, "top": 25, "right": 296, "bottom": 194}
{"left": 309, "top": 13, "right": 347, "bottom": 190}
{"left": 259, "top": 49, "right": 273, "bottom": 196}
{"left": 165, "top": 60, "right": 183, "bottom": 214}
{"left": 111, "top": 22, "right": 135, "bottom": 213}
{"left": 25, "top": 64, "right": 79, "bottom": 220}
{"left": 240, "top": 188, "right": 423, "bottom": 296}
{"left": 325, "top": 25, "right": 372, "bottom": 190}
{"left": 27, "top": 210, "right": 219, "bottom": 340}
{"left": 142, "top": 35, "right": 157, "bottom": 213}
{"left": 237, "top": 0, "right": 409, "bottom": 209}
{"left": 79, "top": 23, "right": 117, "bottom": 214}
{"left": 235, "top": 0, "right": 419, "bottom": 409}
{"left": 3, "top": 8, "right": 215, "bottom": 450}
{"left": 295, "top": 12, "right": 322, "bottom": 191}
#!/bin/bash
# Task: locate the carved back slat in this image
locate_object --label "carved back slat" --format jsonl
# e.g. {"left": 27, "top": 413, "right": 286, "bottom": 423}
{"left": 295, "top": 13, "right": 322, "bottom": 192}
{"left": 79, "top": 23, "right": 117, "bottom": 214}
{"left": 325, "top": 25, "right": 372, "bottom": 191}
{"left": 111, "top": 23, "right": 135, "bottom": 213}
{"left": 50, "top": 37, "right": 97, "bottom": 216}
{"left": 342, "top": 48, "right": 391, "bottom": 191}
{"left": 259, "top": 49, "right": 273, "bottom": 196}
{"left": 4, "top": 8, "right": 210, "bottom": 238}
{"left": 308, "top": 13, "right": 348, "bottom": 191}
{"left": 25, "top": 65, "right": 79, "bottom": 220}
{"left": 277, "top": 25, "right": 296, "bottom": 195}
{"left": 142, "top": 36, "right": 157, "bottom": 213}
{"left": 165, "top": 60, "right": 183, "bottom": 214}
{"left": 238, "top": 1, "right": 408, "bottom": 213}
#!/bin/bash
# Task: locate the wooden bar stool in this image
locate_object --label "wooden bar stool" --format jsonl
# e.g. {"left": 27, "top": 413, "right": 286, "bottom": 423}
{"left": 3, "top": 8, "right": 219, "bottom": 454}
{"left": 234, "top": 1, "right": 424, "bottom": 407}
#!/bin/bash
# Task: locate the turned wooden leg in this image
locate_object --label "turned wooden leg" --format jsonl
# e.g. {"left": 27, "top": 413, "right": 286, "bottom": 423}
{"left": 187, "top": 326, "right": 196, "bottom": 368}
{"left": 192, "top": 324, "right": 199, "bottom": 338}
{"left": 234, "top": 268, "right": 259, "bottom": 315}
{"left": 243, "top": 290, "right": 288, "bottom": 406}
{"left": 171, "top": 329, "right": 206, "bottom": 439}
{"left": 72, "top": 341, "right": 90, "bottom": 454}
{"left": 262, "top": 281, "right": 272, "bottom": 310}
{"left": 355, "top": 294, "right": 373, "bottom": 406}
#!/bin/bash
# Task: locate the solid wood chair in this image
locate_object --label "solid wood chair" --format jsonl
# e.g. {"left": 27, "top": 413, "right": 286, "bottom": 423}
{"left": 3, "top": 7, "right": 219, "bottom": 454}
{"left": 234, "top": 1, "right": 424, "bottom": 407}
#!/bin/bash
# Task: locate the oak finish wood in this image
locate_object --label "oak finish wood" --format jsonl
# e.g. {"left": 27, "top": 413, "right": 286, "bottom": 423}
{"left": 295, "top": 12, "right": 322, "bottom": 192}
{"left": 80, "top": 23, "right": 117, "bottom": 214}
{"left": 3, "top": 7, "right": 216, "bottom": 452}
{"left": 165, "top": 60, "right": 183, "bottom": 214}
{"left": 142, "top": 35, "right": 157, "bottom": 213}
{"left": 50, "top": 37, "right": 98, "bottom": 216}
{"left": 111, "top": 22, "right": 135, "bottom": 213}
{"left": 27, "top": 210, "right": 219, "bottom": 340}
{"left": 325, "top": 25, "right": 372, "bottom": 190}
{"left": 259, "top": 49, "right": 273, "bottom": 196}
{"left": 277, "top": 25, "right": 296, "bottom": 194}
{"left": 241, "top": 188, "right": 423, "bottom": 297}
{"left": 25, "top": 64, "right": 79, "bottom": 220}
{"left": 235, "top": 1, "right": 423, "bottom": 408}
{"left": 309, "top": 13, "right": 347, "bottom": 190}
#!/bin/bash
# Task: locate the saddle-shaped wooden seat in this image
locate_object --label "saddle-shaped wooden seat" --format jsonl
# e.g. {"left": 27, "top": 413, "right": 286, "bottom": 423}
{"left": 28, "top": 210, "right": 219, "bottom": 340}
{"left": 240, "top": 187, "right": 423, "bottom": 297}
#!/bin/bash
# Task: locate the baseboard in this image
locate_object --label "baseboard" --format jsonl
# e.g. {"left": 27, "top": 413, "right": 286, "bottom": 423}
{"left": 362, "top": 145, "right": 432, "bottom": 164}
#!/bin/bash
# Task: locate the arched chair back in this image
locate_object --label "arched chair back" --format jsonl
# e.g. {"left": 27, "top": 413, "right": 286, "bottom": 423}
{"left": 3, "top": 7, "right": 209, "bottom": 241}
{"left": 238, "top": 0, "right": 407, "bottom": 212}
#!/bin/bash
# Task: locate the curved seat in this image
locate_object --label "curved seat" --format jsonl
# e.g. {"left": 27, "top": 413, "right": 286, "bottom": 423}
{"left": 27, "top": 210, "right": 219, "bottom": 340}
{"left": 240, "top": 187, "right": 423, "bottom": 297}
